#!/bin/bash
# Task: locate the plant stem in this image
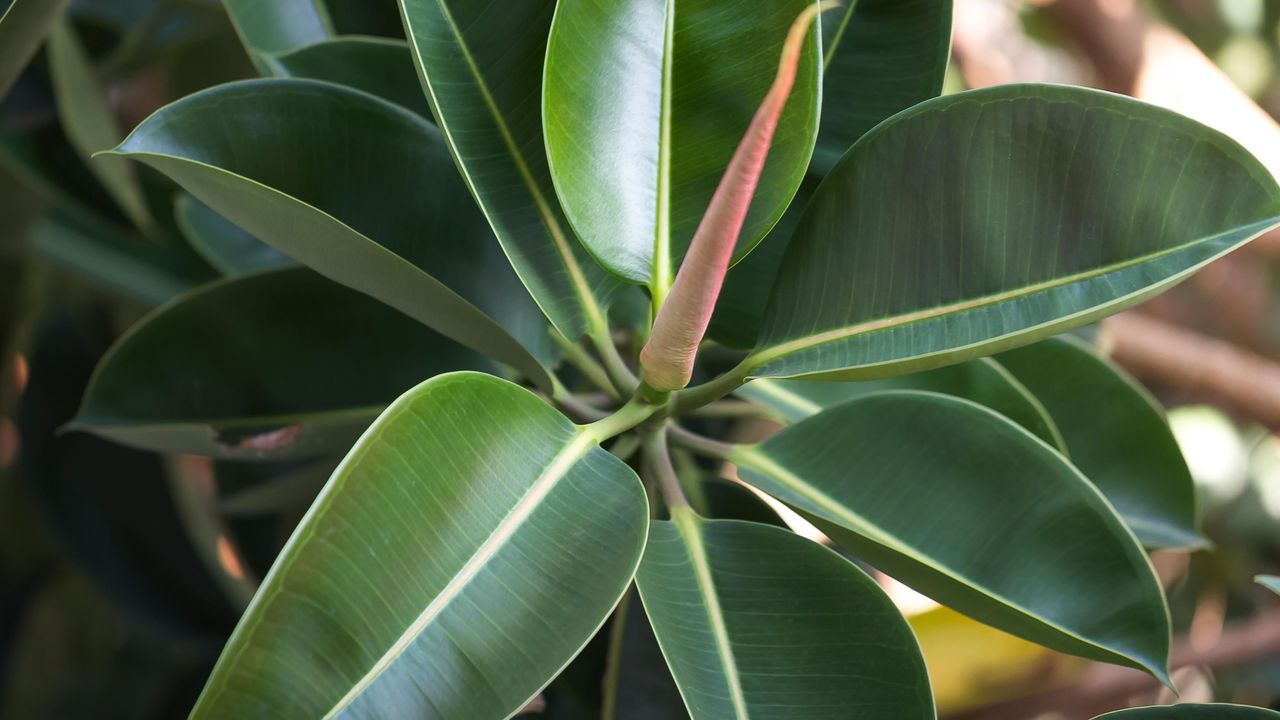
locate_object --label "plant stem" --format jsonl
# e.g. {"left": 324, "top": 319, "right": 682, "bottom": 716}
{"left": 584, "top": 395, "right": 660, "bottom": 443}
{"left": 589, "top": 324, "right": 641, "bottom": 396}
{"left": 607, "top": 434, "right": 641, "bottom": 463}
{"left": 599, "top": 589, "right": 632, "bottom": 720}
{"left": 551, "top": 330, "right": 620, "bottom": 399}
{"left": 667, "top": 424, "right": 735, "bottom": 459}
{"left": 673, "top": 358, "right": 755, "bottom": 413}
{"left": 687, "top": 399, "right": 782, "bottom": 422}
{"left": 643, "top": 429, "right": 689, "bottom": 509}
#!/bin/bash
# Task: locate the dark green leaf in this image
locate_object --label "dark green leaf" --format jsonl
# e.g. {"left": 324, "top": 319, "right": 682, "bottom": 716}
{"left": 108, "top": 78, "right": 556, "bottom": 388}
{"left": 400, "top": 0, "right": 624, "bottom": 340}
{"left": 48, "top": 20, "right": 154, "bottom": 233}
{"left": 222, "top": 0, "right": 333, "bottom": 72}
{"left": 265, "top": 36, "right": 431, "bottom": 118}
{"left": 812, "top": 0, "right": 953, "bottom": 175}
{"left": 0, "top": 0, "right": 68, "bottom": 100}
{"left": 174, "top": 193, "right": 292, "bottom": 276}
{"left": 636, "top": 513, "right": 934, "bottom": 719}
{"left": 748, "top": 85, "right": 1280, "bottom": 382}
{"left": 1093, "top": 705, "right": 1280, "bottom": 719}
{"left": 190, "top": 372, "right": 649, "bottom": 718}
{"left": 997, "top": 336, "right": 1204, "bottom": 549}
{"left": 71, "top": 267, "right": 491, "bottom": 460}
{"left": 737, "top": 357, "right": 1064, "bottom": 450}
{"left": 543, "top": 0, "right": 822, "bottom": 287}
{"left": 733, "top": 390, "right": 1171, "bottom": 681}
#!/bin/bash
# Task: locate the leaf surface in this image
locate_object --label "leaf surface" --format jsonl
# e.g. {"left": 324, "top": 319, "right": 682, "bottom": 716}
{"left": 749, "top": 85, "right": 1280, "bottom": 381}
{"left": 636, "top": 513, "right": 934, "bottom": 719}
{"left": 1093, "top": 705, "right": 1280, "bottom": 719}
{"left": 222, "top": 0, "right": 333, "bottom": 72}
{"left": 174, "top": 194, "right": 292, "bottom": 276}
{"left": 72, "top": 267, "right": 489, "bottom": 460}
{"left": 543, "top": 0, "right": 821, "bottom": 288}
{"left": 733, "top": 390, "right": 1171, "bottom": 680}
{"left": 737, "top": 357, "right": 1064, "bottom": 450}
{"left": 812, "top": 0, "right": 953, "bottom": 174}
{"left": 191, "top": 372, "right": 649, "bottom": 718}
{"left": 997, "top": 336, "right": 1203, "bottom": 549}
{"left": 0, "top": 0, "right": 68, "bottom": 100}
{"left": 265, "top": 36, "right": 432, "bottom": 118}
{"left": 400, "top": 0, "right": 623, "bottom": 340}
{"left": 108, "top": 78, "right": 555, "bottom": 388}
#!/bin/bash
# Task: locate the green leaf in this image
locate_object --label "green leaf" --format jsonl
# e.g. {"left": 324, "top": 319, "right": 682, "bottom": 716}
{"left": 0, "top": 0, "right": 68, "bottom": 100}
{"left": 543, "top": 0, "right": 822, "bottom": 289}
{"left": 1093, "top": 705, "right": 1280, "bottom": 719}
{"left": 265, "top": 36, "right": 432, "bottom": 118}
{"left": 47, "top": 20, "right": 154, "bottom": 233}
{"left": 737, "top": 357, "right": 1064, "bottom": 450}
{"left": 191, "top": 372, "right": 650, "bottom": 718}
{"left": 108, "top": 78, "right": 557, "bottom": 389}
{"left": 1257, "top": 575, "right": 1280, "bottom": 595}
{"left": 400, "top": 0, "right": 624, "bottom": 341}
{"left": 174, "top": 193, "right": 292, "bottom": 276}
{"left": 605, "top": 589, "right": 687, "bottom": 720}
{"left": 747, "top": 84, "right": 1280, "bottom": 382}
{"left": 70, "top": 266, "right": 489, "bottom": 460}
{"left": 637, "top": 512, "right": 933, "bottom": 719}
{"left": 997, "top": 336, "right": 1204, "bottom": 549}
{"left": 222, "top": 0, "right": 333, "bottom": 73}
{"left": 812, "top": 0, "right": 953, "bottom": 175}
{"left": 732, "top": 390, "right": 1171, "bottom": 681}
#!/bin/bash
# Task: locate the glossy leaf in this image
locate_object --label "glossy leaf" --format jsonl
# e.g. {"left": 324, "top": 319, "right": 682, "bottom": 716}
{"left": 997, "top": 336, "right": 1204, "bottom": 549}
{"left": 636, "top": 512, "right": 934, "bottom": 719}
{"left": 737, "top": 357, "right": 1064, "bottom": 450}
{"left": 108, "top": 78, "right": 556, "bottom": 388}
{"left": 191, "top": 372, "right": 649, "bottom": 718}
{"left": 748, "top": 85, "right": 1280, "bottom": 382}
{"left": 71, "top": 267, "right": 489, "bottom": 460}
{"left": 543, "top": 0, "right": 822, "bottom": 288}
{"left": 174, "top": 193, "right": 292, "bottom": 276}
{"left": 0, "top": 0, "right": 68, "bottom": 100}
{"left": 812, "top": 0, "right": 953, "bottom": 175}
{"left": 1258, "top": 575, "right": 1280, "bottom": 595}
{"left": 48, "top": 20, "right": 154, "bottom": 233}
{"left": 400, "top": 0, "right": 623, "bottom": 340}
{"left": 265, "top": 36, "right": 431, "bottom": 118}
{"left": 222, "top": 0, "right": 333, "bottom": 73}
{"left": 732, "top": 390, "right": 1171, "bottom": 680}
{"left": 1093, "top": 705, "right": 1280, "bottom": 719}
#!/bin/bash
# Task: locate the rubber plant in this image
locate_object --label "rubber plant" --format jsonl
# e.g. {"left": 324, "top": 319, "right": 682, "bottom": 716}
{"left": 10, "top": 0, "right": 1280, "bottom": 717}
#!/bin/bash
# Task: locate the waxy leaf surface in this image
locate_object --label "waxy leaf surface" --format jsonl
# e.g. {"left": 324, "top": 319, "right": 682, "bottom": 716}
{"left": 174, "top": 194, "right": 292, "bottom": 276}
{"left": 191, "top": 372, "right": 649, "bottom": 718}
{"left": 223, "top": 0, "right": 332, "bottom": 72}
{"left": 998, "top": 336, "right": 1203, "bottom": 549}
{"left": 266, "top": 36, "right": 432, "bottom": 118}
{"left": 733, "top": 391, "right": 1171, "bottom": 680}
{"left": 750, "top": 85, "right": 1280, "bottom": 381}
{"left": 72, "top": 267, "right": 488, "bottom": 460}
{"left": 637, "top": 514, "right": 934, "bottom": 719}
{"left": 543, "top": 0, "right": 821, "bottom": 288}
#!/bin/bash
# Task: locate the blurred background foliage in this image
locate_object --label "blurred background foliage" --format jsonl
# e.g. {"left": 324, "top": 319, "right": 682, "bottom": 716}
{"left": 1, "top": 0, "right": 1279, "bottom": 718}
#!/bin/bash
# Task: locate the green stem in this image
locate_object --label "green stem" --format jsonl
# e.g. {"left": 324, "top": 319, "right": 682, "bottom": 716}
{"left": 600, "top": 589, "right": 632, "bottom": 720}
{"left": 688, "top": 399, "right": 782, "bottom": 422}
{"left": 584, "top": 396, "right": 661, "bottom": 443}
{"left": 551, "top": 330, "right": 620, "bottom": 399}
{"left": 643, "top": 429, "right": 689, "bottom": 509}
{"left": 607, "top": 434, "right": 641, "bottom": 463}
{"left": 667, "top": 424, "right": 735, "bottom": 460}
{"left": 673, "top": 358, "right": 755, "bottom": 413}
{"left": 589, "top": 324, "right": 640, "bottom": 396}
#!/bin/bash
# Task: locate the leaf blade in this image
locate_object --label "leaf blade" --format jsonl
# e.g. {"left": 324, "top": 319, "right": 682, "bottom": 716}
{"left": 0, "top": 0, "right": 69, "bottom": 101}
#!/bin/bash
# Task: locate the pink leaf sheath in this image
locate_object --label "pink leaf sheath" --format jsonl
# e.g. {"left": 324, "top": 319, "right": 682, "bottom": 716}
{"left": 640, "top": 1, "right": 836, "bottom": 392}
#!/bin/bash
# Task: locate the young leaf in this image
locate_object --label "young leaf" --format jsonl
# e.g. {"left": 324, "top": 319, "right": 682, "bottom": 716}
{"left": 106, "top": 78, "right": 557, "bottom": 389}
{"left": 174, "top": 194, "right": 292, "bottom": 276}
{"left": 399, "top": 0, "right": 625, "bottom": 342}
{"left": 639, "top": 3, "right": 831, "bottom": 392}
{"left": 543, "top": 0, "right": 821, "bottom": 292}
{"left": 190, "top": 372, "right": 650, "bottom": 718}
{"left": 997, "top": 336, "right": 1205, "bottom": 549}
{"left": 743, "top": 85, "right": 1280, "bottom": 383}
{"left": 813, "top": 0, "right": 953, "bottom": 174}
{"left": 636, "top": 513, "right": 934, "bottom": 719}
{"left": 47, "top": 20, "right": 154, "bottom": 233}
{"left": 0, "top": 0, "right": 68, "bottom": 100}
{"left": 737, "top": 357, "right": 1065, "bottom": 450}
{"left": 1093, "top": 706, "right": 1280, "bottom": 719}
{"left": 732, "top": 391, "right": 1172, "bottom": 682}
{"left": 264, "top": 36, "right": 432, "bottom": 118}
{"left": 70, "top": 267, "right": 490, "bottom": 460}
{"left": 222, "top": 0, "right": 333, "bottom": 73}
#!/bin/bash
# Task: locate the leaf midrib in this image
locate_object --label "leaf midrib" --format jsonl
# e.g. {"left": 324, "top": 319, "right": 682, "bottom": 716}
{"left": 652, "top": 0, "right": 676, "bottom": 302}
{"left": 414, "top": 0, "right": 608, "bottom": 334}
{"left": 322, "top": 428, "right": 598, "bottom": 717}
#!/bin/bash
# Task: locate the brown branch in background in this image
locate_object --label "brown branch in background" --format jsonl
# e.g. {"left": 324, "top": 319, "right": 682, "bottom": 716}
{"left": 1101, "top": 313, "right": 1280, "bottom": 431}
{"left": 950, "top": 607, "right": 1280, "bottom": 720}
